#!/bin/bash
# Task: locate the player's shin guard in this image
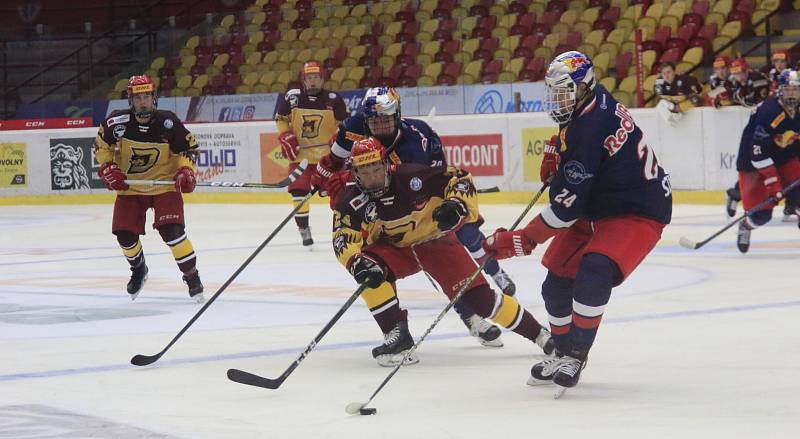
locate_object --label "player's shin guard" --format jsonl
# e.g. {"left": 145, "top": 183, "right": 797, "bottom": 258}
{"left": 461, "top": 285, "right": 553, "bottom": 354}
{"left": 361, "top": 282, "right": 407, "bottom": 334}
{"left": 291, "top": 190, "right": 311, "bottom": 229}
{"left": 541, "top": 271, "right": 574, "bottom": 352}
{"left": 569, "top": 253, "right": 615, "bottom": 354}
{"left": 159, "top": 225, "right": 197, "bottom": 274}
{"left": 116, "top": 232, "right": 145, "bottom": 268}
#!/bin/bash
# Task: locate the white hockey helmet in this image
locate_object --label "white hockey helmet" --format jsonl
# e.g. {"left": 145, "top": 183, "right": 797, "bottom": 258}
{"left": 544, "top": 51, "right": 596, "bottom": 124}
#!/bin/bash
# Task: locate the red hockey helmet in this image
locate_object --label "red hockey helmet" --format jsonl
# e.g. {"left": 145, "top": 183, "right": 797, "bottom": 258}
{"left": 713, "top": 56, "right": 731, "bottom": 68}
{"left": 301, "top": 61, "right": 324, "bottom": 95}
{"left": 730, "top": 58, "right": 748, "bottom": 74}
{"left": 127, "top": 74, "right": 157, "bottom": 119}
{"left": 350, "top": 137, "right": 390, "bottom": 197}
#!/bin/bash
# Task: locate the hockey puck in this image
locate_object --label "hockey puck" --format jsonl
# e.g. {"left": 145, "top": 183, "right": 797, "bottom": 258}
{"left": 359, "top": 408, "right": 377, "bottom": 415}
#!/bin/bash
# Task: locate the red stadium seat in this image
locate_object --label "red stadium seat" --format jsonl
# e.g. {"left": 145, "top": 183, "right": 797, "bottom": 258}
{"left": 483, "top": 59, "right": 503, "bottom": 75}
{"left": 691, "top": 0, "right": 709, "bottom": 16}
{"left": 615, "top": 51, "right": 632, "bottom": 79}
{"left": 652, "top": 26, "right": 671, "bottom": 46}
{"left": 404, "top": 64, "right": 423, "bottom": 79}
{"left": 601, "top": 6, "right": 621, "bottom": 22}
{"left": 677, "top": 23, "right": 700, "bottom": 42}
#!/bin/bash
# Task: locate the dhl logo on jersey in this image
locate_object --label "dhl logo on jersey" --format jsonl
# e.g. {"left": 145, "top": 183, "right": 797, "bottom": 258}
{"left": 774, "top": 130, "right": 800, "bottom": 148}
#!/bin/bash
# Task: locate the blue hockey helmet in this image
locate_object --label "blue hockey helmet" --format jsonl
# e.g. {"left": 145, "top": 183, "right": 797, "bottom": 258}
{"left": 777, "top": 69, "right": 800, "bottom": 109}
{"left": 362, "top": 87, "right": 401, "bottom": 144}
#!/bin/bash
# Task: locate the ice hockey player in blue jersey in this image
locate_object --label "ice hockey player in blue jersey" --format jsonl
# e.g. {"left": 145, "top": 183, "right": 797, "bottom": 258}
{"left": 734, "top": 69, "right": 800, "bottom": 253}
{"left": 484, "top": 51, "right": 672, "bottom": 396}
{"left": 311, "top": 87, "right": 514, "bottom": 350}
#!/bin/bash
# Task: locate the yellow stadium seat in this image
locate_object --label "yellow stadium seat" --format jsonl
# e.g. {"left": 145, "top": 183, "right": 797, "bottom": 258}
{"left": 385, "top": 42, "right": 403, "bottom": 58}
{"left": 349, "top": 24, "right": 367, "bottom": 38}
{"left": 501, "top": 35, "right": 521, "bottom": 51}
{"left": 464, "top": 60, "right": 483, "bottom": 78}
{"left": 331, "top": 67, "right": 348, "bottom": 82}
{"left": 642, "top": 49, "right": 657, "bottom": 72}
{"left": 457, "top": 73, "right": 476, "bottom": 85}
{"left": 276, "top": 70, "right": 294, "bottom": 84}
{"left": 637, "top": 17, "right": 658, "bottom": 36}
{"left": 212, "top": 53, "right": 231, "bottom": 67}
{"left": 614, "top": 91, "right": 633, "bottom": 107}
{"left": 351, "top": 4, "right": 368, "bottom": 18}
{"left": 324, "top": 79, "right": 340, "bottom": 90}
{"left": 422, "top": 40, "right": 440, "bottom": 56}
{"left": 560, "top": 9, "right": 579, "bottom": 26}
{"left": 269, "top": 82, "right": 285, "bottom": 93}
{"left": 593, "top": 51, "right": 611, "bottom": 73}
{"left": 713, "top": 36, "right": 734, "bottom": 53}
{"left": 579, "top": 6, "right": 601, "bottom": 24}
{"left": 499, "top": 14, "right": 517, "bottom": 29}
{"left": 421, "top": 19, "right": 439, "bottom": 34}
{"left": 497, "top": 71, "right": 515, "bottom": 83}
{"left": 460, "top": 16, "right": 478, "bottom": 34}
{"left": 313, "top": 47, "right": 331, "bottom": 62}
{"left": 113, "top": 78, "right": 128, "bottom": 92}
{"left": 415, "top": 10, "right": 432, "bottom": 22}
{"left": 236, "top": 84, "right": 253, "bottom": 94}
{"left": 185, "top": 35, "right": 200, "bottom": 52}
{"left": 384, "top": 21, "right": 403, "bottom": 37}
{"left": 454, "top": 52, "right": 472, "bottom": 65}
{"left": 618, "top": 75, "right": 637, "bottom": 94}
{"left": 348, "top": 66, "right": 366, "bottom": 82}
{"left": 180, "top": 55, "right": 197, "bottom": 68}
{"left": 417, "top": 76, "right": 435, "bottom": 86}
{"left": 299, "top": 28, "right": 315, "bottom": 42}
{"left": 621, "top": 4, "right": 644, "bottom": 22}
{"left": 645, "top": 2, "right": 664, "bottom": 20}
{"left": 245, "top": 51, "right": 262, "bottom": 66}
{"left": 186, "top": 86, "right": 202, "bottom": 97}
{"left": 378, "top": 55, "right": 394, "bottom": 69}
{"left": 348, "top": 45, "right": 367, "bottom": 61}
{"left": 568, "top": 0, "right": 586, "bottom": 12}
{"left": 193, "top": 74, "right": 209, "bottom": 89}
{"left": 681, "top": 47, "right": 703, "bottom": 67}
{"left": 419, "top": 0, "right": 437, "bottom": 12}
{"left": 705, "top": 12, "right": 726, "bottom": 29}
{"left": 340, "top": 78, "right": 358, "bottom": 89}
{"left": 258, "top": 71, "right": 276, "bottom": 86}
{"left": 239, "top": 64, "right": 255, "bottom": 75}
{"left": 296, "top": 48, "right": 314, "bottom": 64}
{"left": 451, "top": 6, "right": 468, "bottom": 19}
{"left": 643, "top": 74, "right": 657, "bottom": 92}
{"left": 574, "top": 22, "right": 593, "bottom": 37}
{"left": 416, "top": 53, "right": 433, "bottom": 65}
{"left": 712, "top": 0, "right": 733, "bottom": 15}
{"left": 491, "top": 28, "right": 509, "bottom": 39}
{"left": 659, "top": 15, "right": 680, "bottom": 33}
{"left": 543, "top": 33, "right": 560, "bottom": 50}
{"left": 721, "top": 21, "right": 742, "bottom": 39}
{"left": 494, "top": 48, "right": 512, "bottom": 61}
{"left": 506, "top": 57, "right": 526, "bottom": 75}
{"left": 278, "top": 50, "right": 295, "bottom": 63}
{"left": 615, "top": 17, "right": 635, "bottom": 32}
{"left": 534, "top": 46, "right": 553, "bottom": 60}
{"left": 528, "top": 3, "right": 545, "bottom": 15}
{"left": 176, "top": 75, "right": 193, "bottom": 89}
{"left": 424, "top": 62, "right": 443, "bottom": 78}
{"left": 599, "top": 76, "right": 617, "bottom": 93}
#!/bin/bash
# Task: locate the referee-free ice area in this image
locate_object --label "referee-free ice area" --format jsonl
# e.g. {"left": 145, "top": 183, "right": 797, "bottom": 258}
{"left": 1, "top": 202, "right": 798, "bottom": 439}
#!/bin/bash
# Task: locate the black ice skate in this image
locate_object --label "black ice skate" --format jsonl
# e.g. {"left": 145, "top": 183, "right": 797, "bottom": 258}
{"left": 183, "top": 270, "right": 205, "bottom": 303}
{"left": 725, "top": 186, "right": 740, "bottom": 218}
{"left": 491, "top": 269, "right": 516, "bottom": 296}
{"left": 372, "top": 320, "right": 419, "bottom": 367}
{"left": 127, "top": 264, "right": 148, "bottom": 301}
{"left": 535, "top": 327, "right": 556, "bottom": 355}
{"left": 299, "top": 227, "right": 314, "bottom": 248}
{"left": 528, "top": 352, "right": 565, "bottom": 386}
{"left": 461, "top": 313, "right": 503, "bottom": 347}
{"left": 553, "top": 355, "right": 588, "bottom": 398}
{"left": 782, "top": 202, "right": 798, "bottom": 222}
{"left": 737, "top": 222, "right": 751, "bottom": 254}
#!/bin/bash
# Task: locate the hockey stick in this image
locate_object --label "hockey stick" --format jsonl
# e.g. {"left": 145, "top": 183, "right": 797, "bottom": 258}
{"left": 126, "top": 160, "right": 308, "bottom": 189}
{"left": 299, "top": 142, "right": 328, "bottom": 150}
{"left": 346, "top": 181, "right": 551, "bottom": 415}
{"left": 679, "top": 177, "right": 800, "bottom": 250}
{"left": 130, "top": 187, "right": 319, "bottom": 367}
{"left": 226, "top": 282, "right": 370, "bottom": 389}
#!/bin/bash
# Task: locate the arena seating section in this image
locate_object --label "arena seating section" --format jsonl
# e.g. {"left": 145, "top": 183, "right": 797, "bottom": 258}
{"left": 108, "top": 0, "right": 787, "bottom": 107}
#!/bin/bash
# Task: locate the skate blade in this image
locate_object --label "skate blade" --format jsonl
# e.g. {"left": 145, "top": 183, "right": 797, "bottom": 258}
{"left": 526, "top": 377, "right": 553, "bottom": 386}
{"left": 478, "top": 337, "right": 503, "bottom": 348}
{"left": 128, "top": 274, "right": 148, "bottom": 301}
{"left": 376, "top": 351, "right": 419, "bottom": 367}
{"left": 192, "top": 293, "right": 206, "bottom": 304}
{"left": 554, "top": 386, "right": 568, "bottom": 399}
{"left": 782, "top": 215, "right": 797, "bottom": 223}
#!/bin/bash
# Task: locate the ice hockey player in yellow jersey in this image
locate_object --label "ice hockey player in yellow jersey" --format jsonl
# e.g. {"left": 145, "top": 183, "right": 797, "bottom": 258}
{"left": 94, "top": 74, "right": 204, "bottom": 303}
{"left": 275, "top": 61, "right": 349, "bottom": 247}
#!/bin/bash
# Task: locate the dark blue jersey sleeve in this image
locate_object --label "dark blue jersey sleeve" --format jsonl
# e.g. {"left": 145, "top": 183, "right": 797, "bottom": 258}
{"left": 331, "top": 113, "right": 368, "bottom": 159}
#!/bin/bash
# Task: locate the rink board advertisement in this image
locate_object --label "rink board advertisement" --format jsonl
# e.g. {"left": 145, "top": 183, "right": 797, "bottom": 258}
{"left": 0, "top": 143, "right": 27, "bottom": 187}
{"left": 0, "top": 107, "right": 754, "bottom": 198}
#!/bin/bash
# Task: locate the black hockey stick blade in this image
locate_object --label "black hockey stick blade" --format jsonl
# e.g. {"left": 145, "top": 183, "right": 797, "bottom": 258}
{"left": 130, "top": 188, "right": 318, "bottom": 367}
{"left": 226, "top": 283, "right": 368, "bottom": 389}
{"left": 227, "top": 368, "right": 283, "bottom": 389}
{"left": 477, "top": 186, "right": 500, "bottom": 193}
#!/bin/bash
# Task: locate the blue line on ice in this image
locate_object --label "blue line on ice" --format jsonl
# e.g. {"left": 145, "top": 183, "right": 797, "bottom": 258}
{"left": 2, "top": 299, "right": 799, "bottom": 383}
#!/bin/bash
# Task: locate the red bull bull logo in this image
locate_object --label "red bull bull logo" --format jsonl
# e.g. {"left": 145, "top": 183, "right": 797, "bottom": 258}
{"left": 562, "top": 56, "right": 587, "bottom": 72}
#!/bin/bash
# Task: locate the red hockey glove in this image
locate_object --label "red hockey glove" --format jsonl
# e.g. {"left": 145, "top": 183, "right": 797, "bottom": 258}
{"left": 279, "top": 131, "right": 299, "bottom": 162}
{"left": 98, "top": 162, "right": 129, "bottom": 191}
{"left": 483, "top": 228, "right": 536, "bottom": 260}
{"left": 325, "top": 170, "right": 351, "bottom": 209}
{"left": 432, "top": 198, "right": 467, "bottom": 231}
{"left": 759, "top": 165, "right": 783, "bottom": 200}
{"left": 311, "top": 153, "right": 344, "bottom": 193}
{"left": 174, "top": 167, "right": 196, "bottom": 193}
{"left": 540, "top": 135, "right": 561, "bottom": 183}
{"left": 347, "top": 253, "right": 385, "bottom": 288}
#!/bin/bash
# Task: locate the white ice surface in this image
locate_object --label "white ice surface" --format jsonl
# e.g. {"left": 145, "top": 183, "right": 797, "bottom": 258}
{"left": 1, "top": 203, "right": 798, "bottom": 438}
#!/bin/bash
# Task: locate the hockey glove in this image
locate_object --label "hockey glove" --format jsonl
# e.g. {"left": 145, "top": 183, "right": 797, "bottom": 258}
{"left": 347, "top": 253, "right": 385, "bottom": 288}
{"left": 540, "top": 135, "right": 561, "bottom": 183}
{"left": 174, "top": 167, "right": 196, "bottom": 193}
{"left": 432, "top": 198, "right": 467, "bottom": 231}
{"left": 325, "top": 170, "right": 351, "bottom": 209}
{"left": 483, "top": 228, "right": 536, "bottom": 260}
{"left": 98, "top": 162, "right": 129, "bottom": 191}
{"left": 759, "top": 165, "right": 783, "bottom": 200}
{"left": 311, "top": 153, "right": 344, "bottom": 195}
{"left": 278, "top": 131, "right": 299, "bottom": 162}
